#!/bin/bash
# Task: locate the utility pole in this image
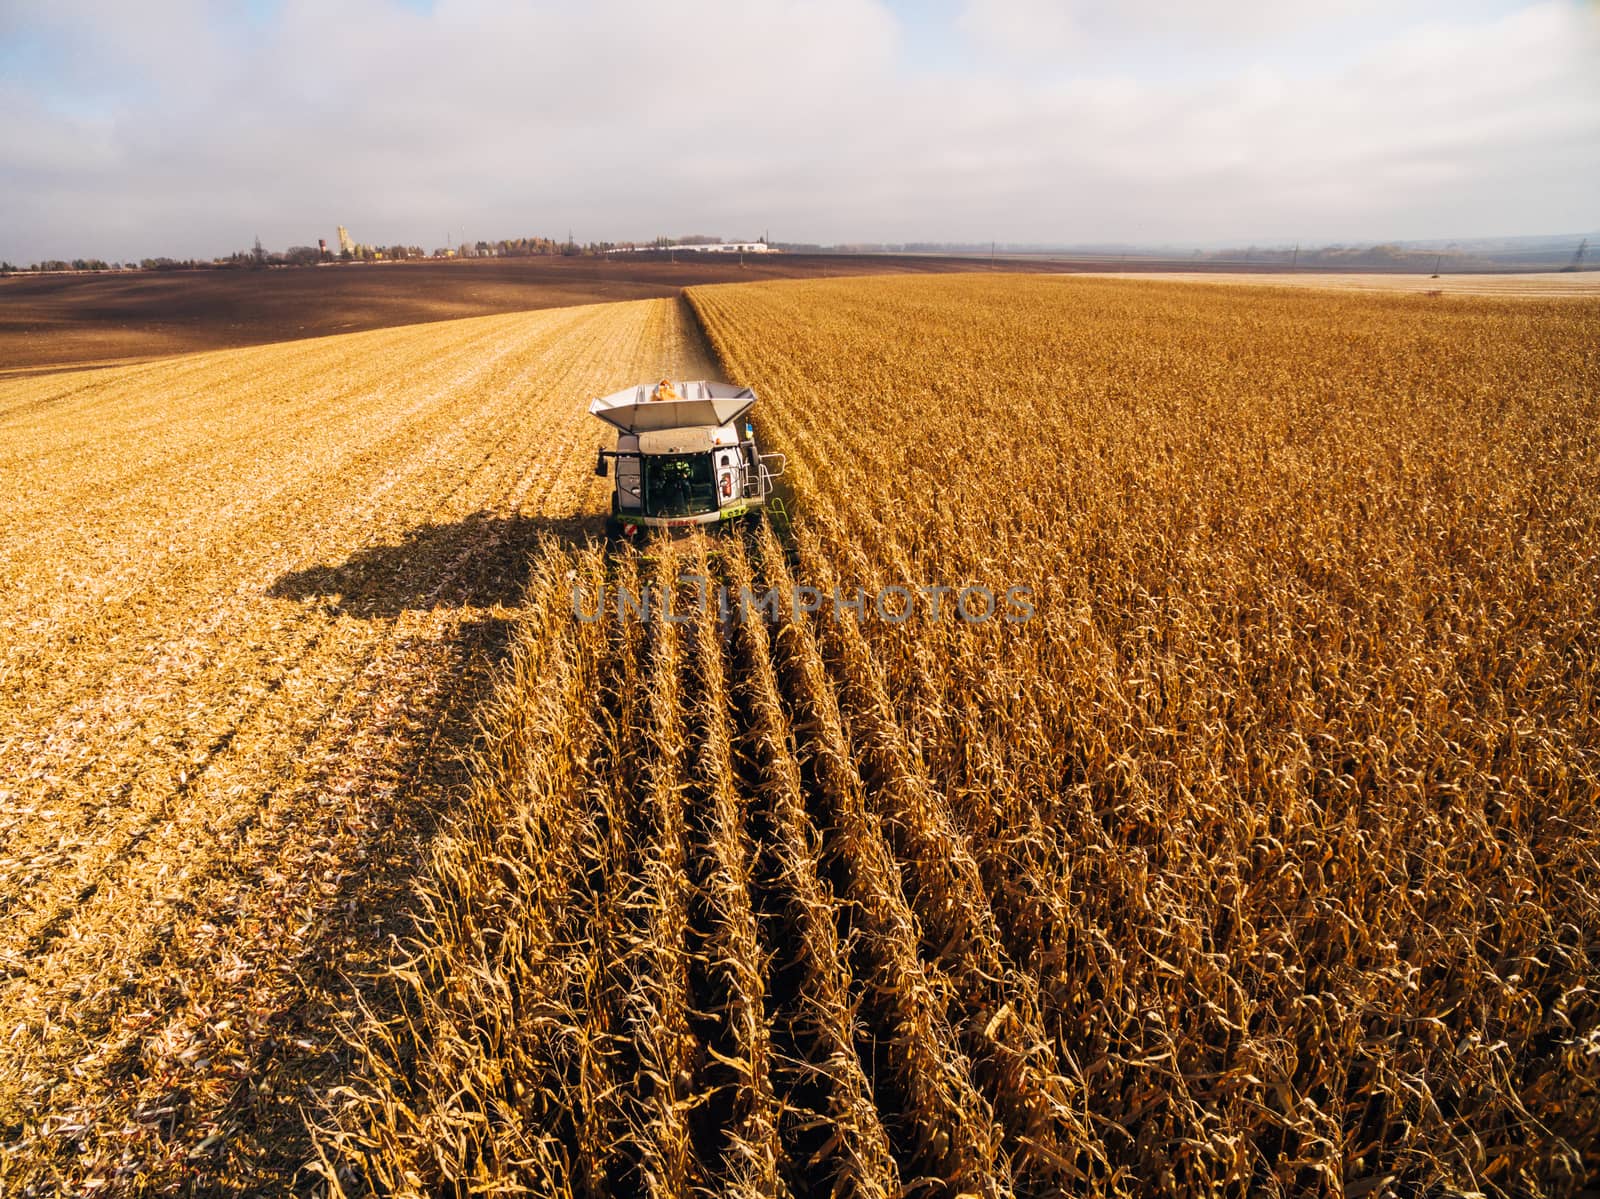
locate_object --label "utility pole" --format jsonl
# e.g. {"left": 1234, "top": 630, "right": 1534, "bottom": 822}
{"left": 1290, "top": 243, "right": 1299, "bottom": 271}
{"left": 1432, "top": 253, "right": 1442, "bottom": 278}
{"left": 991, "top": 240, "right": 996, "bottom": 270}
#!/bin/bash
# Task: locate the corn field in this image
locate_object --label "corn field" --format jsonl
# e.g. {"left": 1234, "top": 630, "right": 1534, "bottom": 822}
{"left": 317, "top": 276, "right": 1600, "bottom": 1198}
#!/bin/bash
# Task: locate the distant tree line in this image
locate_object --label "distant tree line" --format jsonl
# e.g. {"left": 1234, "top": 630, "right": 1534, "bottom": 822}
{"left": 3, "top": 258, "right": 123, "bottom": 273}
{"left": 446, "top": 236, "right": 586, "bottom": 257}
{"left": 2, "top": 231, "right": 765, "bottom": 276}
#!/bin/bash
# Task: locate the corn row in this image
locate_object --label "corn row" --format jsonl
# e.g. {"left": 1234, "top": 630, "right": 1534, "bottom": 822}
{"left": 756, "top": 521, "right": 1013, "bottom": 1195}
{"left": 683, "top": 537, "right": 786, "bottom": 1198}
{"left": 725, "top": 533, "right": 902, "bottom": 1199}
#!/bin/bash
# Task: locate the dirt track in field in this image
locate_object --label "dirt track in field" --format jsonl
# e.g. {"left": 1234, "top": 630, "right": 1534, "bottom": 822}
{"left": 0, "top": 297, "right": 714, "bottom": 1191}
{"left": 1069, "top": 269, "right": 1600, "bottom": 296}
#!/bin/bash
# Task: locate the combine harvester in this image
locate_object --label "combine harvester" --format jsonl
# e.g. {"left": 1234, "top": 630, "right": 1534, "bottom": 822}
{"left": 590, "top": 379, "right": 786, "bottom": 537}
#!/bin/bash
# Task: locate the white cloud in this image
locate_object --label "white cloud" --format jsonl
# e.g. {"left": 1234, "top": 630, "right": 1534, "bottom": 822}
{"left": 955, "top": 0, "right": 1086, "bottom": 60}
{"left": 1, "top": 0, "right": 1596, "bottom": 260}
{"left": 953, "top": 0, "right": 1399, "bottom": 60}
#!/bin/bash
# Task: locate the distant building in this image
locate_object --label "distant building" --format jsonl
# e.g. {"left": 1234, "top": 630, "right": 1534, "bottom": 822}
{"left": 337, "top": 225, "right": 356, "bottom": 256}
{"left": 606, "top": 242, "right": 777, "bottom": 255}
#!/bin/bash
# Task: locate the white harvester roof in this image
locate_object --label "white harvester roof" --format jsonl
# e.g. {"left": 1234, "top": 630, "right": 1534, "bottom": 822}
{"left": 589, "top": 380, "right": 756, "bottom": 433}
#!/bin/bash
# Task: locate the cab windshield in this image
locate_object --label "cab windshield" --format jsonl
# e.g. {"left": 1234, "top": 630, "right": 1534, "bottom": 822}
{"left": 643, "top": 452, "right": 716, "bottom": 517}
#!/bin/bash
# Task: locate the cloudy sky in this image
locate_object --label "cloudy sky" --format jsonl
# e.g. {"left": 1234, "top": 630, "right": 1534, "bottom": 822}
{"left": 2, "top": 0, "right": 1596, "bottom": 261}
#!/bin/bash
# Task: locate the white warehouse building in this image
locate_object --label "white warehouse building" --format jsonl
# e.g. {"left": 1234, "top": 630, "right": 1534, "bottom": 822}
{"left": 691, "top": 242, "right": 775, "bottom": 253}
{"left": 608, "top": 242, "right": 778, "bottom": 254}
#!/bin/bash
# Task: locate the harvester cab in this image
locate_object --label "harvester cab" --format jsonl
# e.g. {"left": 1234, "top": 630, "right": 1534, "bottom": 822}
{"left": 590, "top": 379, "right": 785, "bottom": 537}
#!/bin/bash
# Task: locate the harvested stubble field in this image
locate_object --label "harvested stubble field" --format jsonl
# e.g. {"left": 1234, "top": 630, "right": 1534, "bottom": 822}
{"left": 0, "top": 254, "right": 1042, "bottom": 376}
{"left": 3, "top": 274, "right": 1598, "bottom": 1198}
{"left": 322, "top": 276, "right": 1600, "bottom": 1199}
{"left": 0, "top": 297, "right": 713, "bottom": 1191}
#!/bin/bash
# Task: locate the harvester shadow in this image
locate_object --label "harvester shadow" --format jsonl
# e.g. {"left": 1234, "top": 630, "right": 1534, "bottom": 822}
{"left": 23, "top": 515, "right": 603, "bottom": 968}
{"left": 266, "top": 510, "right": 605, "bottom": 617}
